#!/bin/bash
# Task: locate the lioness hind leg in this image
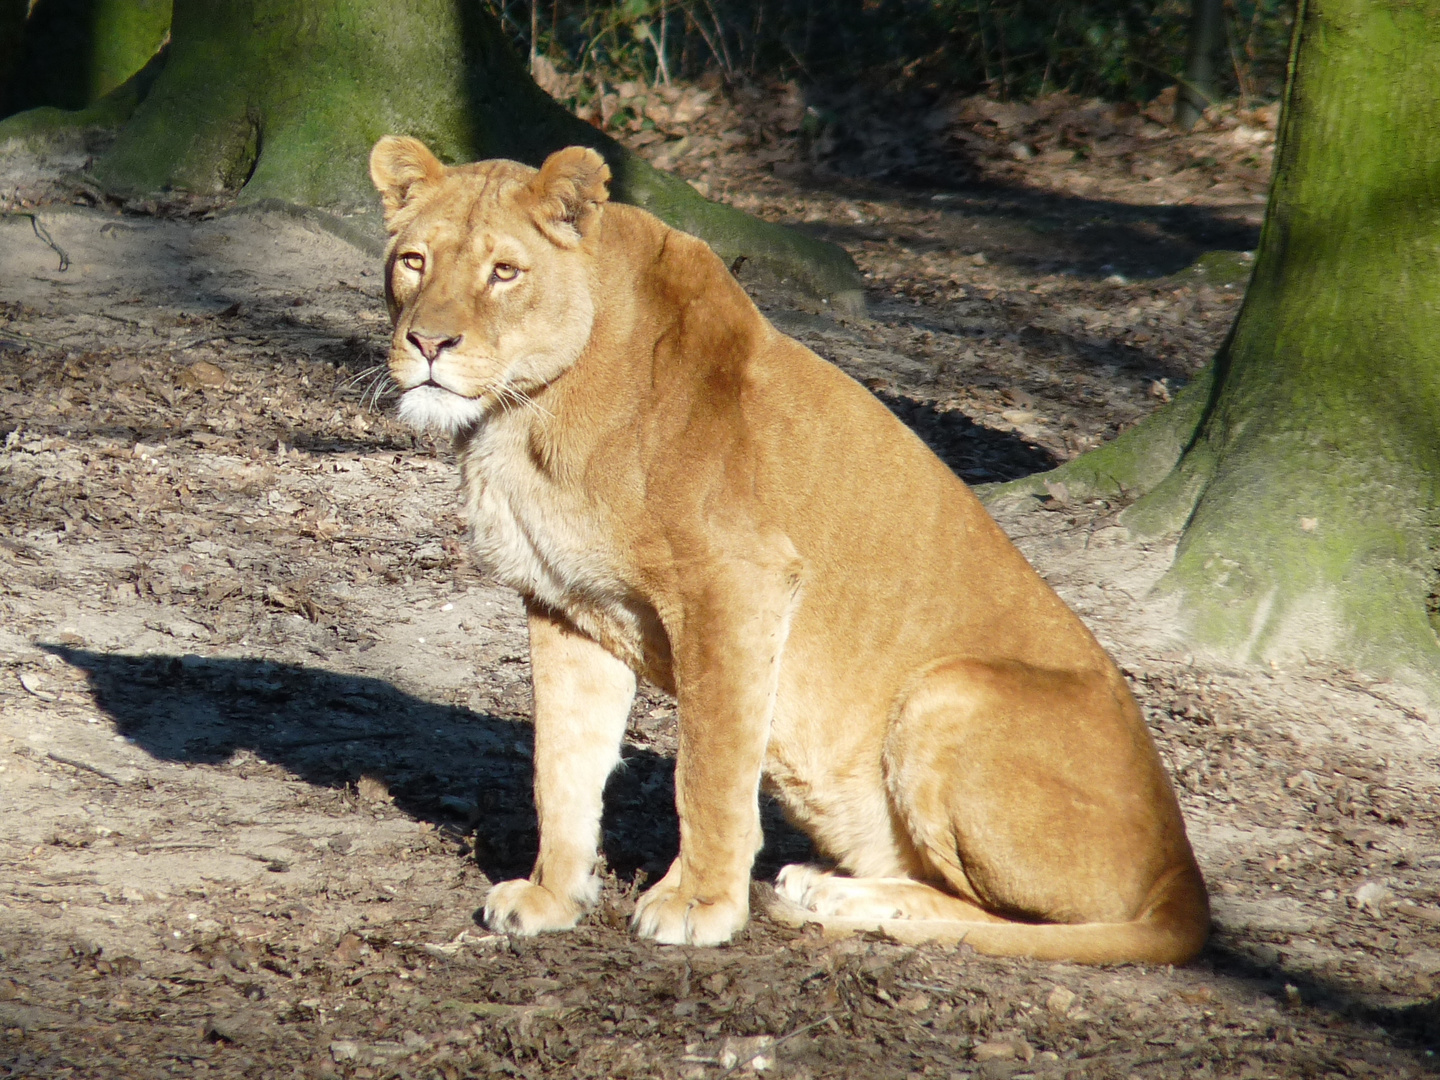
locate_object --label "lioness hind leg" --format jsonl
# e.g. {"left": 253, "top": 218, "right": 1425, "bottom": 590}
{"left": 483, "top": 605, "right": 635, "bottom": 935}
{"left": 884, "top": 657, "right": 1200, "bottom": 930}
{"left": 775, "top": 864, "right": 1006, "bottom": 922}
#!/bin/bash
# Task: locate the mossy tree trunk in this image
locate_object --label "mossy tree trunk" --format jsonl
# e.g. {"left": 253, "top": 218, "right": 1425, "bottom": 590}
{"left": 74, "top": 0, "right": 859, "bottom": 304}
{"left": 1001, "top": 0, "right": 1440, "bottom": 702}
{"left": 1, "top": 0, "right": 171, "bottom": 117}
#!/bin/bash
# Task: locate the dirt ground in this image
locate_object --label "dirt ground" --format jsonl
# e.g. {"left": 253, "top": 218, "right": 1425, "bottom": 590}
{"left": 1, "top": 82, "right": 1438, "bottom": 1080}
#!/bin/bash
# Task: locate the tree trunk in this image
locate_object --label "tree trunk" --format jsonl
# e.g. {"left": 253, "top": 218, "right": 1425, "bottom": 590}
{"left": 1176, "top": 0, "right": 1225, "bottom": 131}
{"left": 0, "top": 0, "right": 171, "bottom": 116}
{"left": 76, "top": 0, "right": 859, "bottom": 306}
{"left": 999, "top": 0, "right": 1440, "bottom": 703}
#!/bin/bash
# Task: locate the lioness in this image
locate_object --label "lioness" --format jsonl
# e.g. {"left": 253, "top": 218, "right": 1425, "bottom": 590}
{"left": 369, "top": 136, "right": 1209, "bottom": 964}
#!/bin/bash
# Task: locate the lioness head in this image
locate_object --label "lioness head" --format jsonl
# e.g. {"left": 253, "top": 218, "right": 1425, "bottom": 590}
{"left": 368, "top": 137, "right": 612, "bottom": 435}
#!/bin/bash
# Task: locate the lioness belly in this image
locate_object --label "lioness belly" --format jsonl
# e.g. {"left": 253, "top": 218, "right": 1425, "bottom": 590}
{"left": 761, "top": 659, "right": 927, "bottom": 880}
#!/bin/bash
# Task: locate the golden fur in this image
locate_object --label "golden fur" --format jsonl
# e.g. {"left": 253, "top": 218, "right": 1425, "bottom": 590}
{"left": 368, "top": 136, "right": 1210, "bottom": 963}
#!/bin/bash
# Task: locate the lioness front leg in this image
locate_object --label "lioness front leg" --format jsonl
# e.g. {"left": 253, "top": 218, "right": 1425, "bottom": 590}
{"left": 632, "top": 554, "right": 799, "bottom": 946}
{"left": 483, "top": 604, "right": 635, "bottom": 934}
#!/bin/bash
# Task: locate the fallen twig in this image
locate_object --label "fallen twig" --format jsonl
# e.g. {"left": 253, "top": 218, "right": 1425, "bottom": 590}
{"left": 0, "top": 326, "right": 64, "bottom": 349}
{"left": 3, "top": 211, "right": 70, "bottom": 271}
{"left": 46, "top": 751, "right": 124, "bottom": 785}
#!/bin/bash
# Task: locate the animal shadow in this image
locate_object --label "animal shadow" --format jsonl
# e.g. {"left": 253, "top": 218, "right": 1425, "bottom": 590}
{"left": 874, "top": 387, "right": 1058, "bottom": 483}
{"left": 43, "top": 647, "right": 743, "bottom": 889}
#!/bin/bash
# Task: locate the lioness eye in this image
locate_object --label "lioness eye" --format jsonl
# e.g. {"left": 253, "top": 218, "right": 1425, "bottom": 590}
{"left": 400, "top": 253, "right": 424, "bottom": 272}
{"left": 491, "top": 263, "right": 519, "bottom": 283}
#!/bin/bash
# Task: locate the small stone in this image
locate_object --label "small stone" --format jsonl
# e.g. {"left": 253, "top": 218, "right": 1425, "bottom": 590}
{"left": 972, "top": 1041, "right": 1016, "bottom": 1062}
{"left": 438, "top": 794, "right": 478, "bottom": 819}
{"left": 333, "top": 932, "right": 365, "bottom": 964}
{"left": 205, "top": 1011, "right": 268, "bottom": 1044}
{"left": 18, "top": 672, "right": 57, "bottom": 702}
{"left": 973, "top": 1039, "right": 1033, "bottom": 1063}
{"left": 179, "top": 360, "right": 228, "bottom": 389}
{"left": 719, "top": 1036, "right": 776, "bottom": 1072}
{"left": 1351, "top": 881, "right": 1393, "bottom": 911}
{"left": 357, "top": 774, "right": 391, "bottom": 803}
{"left": 1042, "top": 480, "right": 1071, "bottom": 506}
{"left": 1045, "top": 985, "right": 1076, "bottom": 1016}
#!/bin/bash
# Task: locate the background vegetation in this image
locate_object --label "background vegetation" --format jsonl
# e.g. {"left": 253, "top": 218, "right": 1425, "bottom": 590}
{"left": 487, "top": 0, "right": 1294, "bottom": 105}
{"left": 0, "top": 0, "right": 1296, "bottom": 128}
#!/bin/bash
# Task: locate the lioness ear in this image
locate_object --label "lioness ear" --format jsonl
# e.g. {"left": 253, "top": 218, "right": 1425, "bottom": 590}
{"left": 530, "top": 146, "right": 611, "bottom": 247}
{"left": 370, "top": 136, "right": 446, "bottom": 226}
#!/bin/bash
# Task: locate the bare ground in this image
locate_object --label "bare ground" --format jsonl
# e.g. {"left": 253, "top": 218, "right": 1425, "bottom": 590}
{"left": 1, "top": 85, "right": 1438, "bottom": 1080}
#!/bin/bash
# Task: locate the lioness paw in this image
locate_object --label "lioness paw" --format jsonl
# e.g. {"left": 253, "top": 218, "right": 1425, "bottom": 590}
{"left": 775, "top": 863, "right": 832, "bottom": 909}
{"left": 483, "top": 879, "right": 586, "bottom": 935}
{"left": 776, "top": 863, "right": 907, "bottom": 919}
{"left": 631, "top": 879, "right": 748, "bottom": 946}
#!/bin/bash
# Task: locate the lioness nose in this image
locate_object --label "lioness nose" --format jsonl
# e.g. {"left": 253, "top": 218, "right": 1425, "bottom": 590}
{"left": 407, "top": 331, "right": 462, "bottom": 363}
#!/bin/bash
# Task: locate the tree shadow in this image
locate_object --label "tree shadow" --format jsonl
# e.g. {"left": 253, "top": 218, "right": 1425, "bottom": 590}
{"left": 1202, "top": 940, "right": 1440, "bottom": 1067}
{"left": 41, "top": 646, "right": 809, "bottom": 889}
{"left": 785, "top": 170, "right": 1261, "bottom": 283}
{"left": 3, "top": 0, "right": 101, "bottom": 114}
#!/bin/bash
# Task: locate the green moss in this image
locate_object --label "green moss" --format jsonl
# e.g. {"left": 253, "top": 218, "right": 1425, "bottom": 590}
{"left": 1158, "top": 443, "right": 1440, "bottom": 694}
{"left": 86, "top": 0, "right": 861, "bottom": 305}
{"left": 91, "top": 0, "right": 171, "bottom": 101}
{"left": 0, "top": 43, "right": 166, "bottom": 144}
{"left": 981, "top": 361, "right": 1214, "bottom": 510}
{"left": 1175, "top": 249, "right": 1256, "bottom": 288}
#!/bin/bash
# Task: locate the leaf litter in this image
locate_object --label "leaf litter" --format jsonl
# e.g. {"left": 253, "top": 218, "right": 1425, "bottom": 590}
{"left": 0, "top": 79, "right": 1437, "bottom": 1080}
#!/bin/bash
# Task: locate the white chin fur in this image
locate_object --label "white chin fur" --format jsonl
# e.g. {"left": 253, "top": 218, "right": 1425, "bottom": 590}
{"left": 397, "top": 385, "right": 487, "bottom": 435}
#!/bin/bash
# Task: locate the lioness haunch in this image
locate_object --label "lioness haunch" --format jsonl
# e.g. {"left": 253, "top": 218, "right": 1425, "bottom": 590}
{"left": 368, "top": 136, "right": 1209, "bottom": 964}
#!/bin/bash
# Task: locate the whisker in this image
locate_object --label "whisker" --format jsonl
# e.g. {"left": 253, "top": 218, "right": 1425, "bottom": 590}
{"left": 362, "top": 370, "right": 398, "bottom": 412}
{"left": 337, "top": 362, "right": 386, "bottom": 394}
{"left": 494, "top": 382, "right": 525, "bottom": 416}
{"left": 361, "top": 374, "right": 381, "bottom": 410}
{"left": 335, "top": 362, "right": 402, "bottom": 414}
{"left": 496, "top": 377, "right": 554, "bottom": 421}
{"left": 500, "top": 385, "right": 529, "bottom": 417}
